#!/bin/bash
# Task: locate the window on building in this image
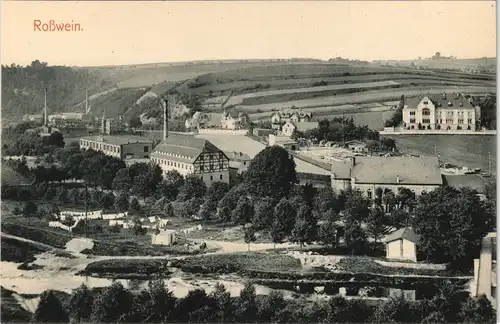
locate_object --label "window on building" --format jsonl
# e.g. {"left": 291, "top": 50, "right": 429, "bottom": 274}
{"left": 220, "top": 174, "right": 223, "bottom": 180}
{"left": 446, "top": 118, "right": 453, "bottom": 124}
{"left": 458, "top": 119, "right": 464, "bottom": 124}
{"left": 367, "top": 190, "right": 372, "bottom": 199}
{"left": 467, "top": 119, "right": 472, "bottom": 124}
{"left": 447, "top": 111, "right": 453, "bottom": 118}
{"left": 423, "top": 100, "right": 429, "bottom": 105}
{"left": 410, "top": 118, "right": 416, "bottom": 124}
{"left": 422, "top": 108, "right": 430, "bottom": 116}
{"left": 210, "top": 175, "right": 213, "bottom": 181}
{"left": 200, "top": 165, "right": 204, "bottom": 172}
{"left": 144, "top": 146, "right": 149, "bottom": 153}
{"left": 409, "top": 111, "right": 416, "bottom": 116}
{"left": 422, "top": 119, "right": 430, "bottom": 124}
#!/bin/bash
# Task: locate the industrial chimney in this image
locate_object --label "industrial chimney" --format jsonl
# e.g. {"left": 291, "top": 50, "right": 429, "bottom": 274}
{"left": 163, "top": 98, "right": 168, "bottom": 140}
{"left": 44, "top": 88, "right": 48, "bottom": 126}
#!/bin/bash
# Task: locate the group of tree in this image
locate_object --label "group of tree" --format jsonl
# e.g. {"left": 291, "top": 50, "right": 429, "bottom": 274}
{"left": 2, "top": 60, "right": 112, "bottom": 119}
{"left": 294, "top": 116, "right": 380, "bottom": 143}
{"left": 2, "top": 127, "right": 66, "bottom": 157}
{"left": 384, "top": 95, "right": 405, "bottom": 128}
{"left": 30, "top": 280, "right": 496, "bottom": 324}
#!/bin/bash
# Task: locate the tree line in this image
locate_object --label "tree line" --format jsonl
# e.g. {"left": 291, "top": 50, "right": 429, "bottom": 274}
{"left": 30, "top": 280, "right": 496, "bottom": 324}
{"left": 3, "top": 141, "right": 495, "bottom": 267}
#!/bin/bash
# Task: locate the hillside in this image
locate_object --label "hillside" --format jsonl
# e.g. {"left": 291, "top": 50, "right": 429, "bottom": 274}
{"left": 2, "top": 59, "right": 496, "bottom": 127}
{"left": 1, "top": 60, "right": 114, "bottom": 120}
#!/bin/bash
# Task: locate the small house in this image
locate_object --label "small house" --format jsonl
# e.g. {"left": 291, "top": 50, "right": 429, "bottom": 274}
{"left": 151, "top": 230, "right": 177, "bottom": 246}
{"left": 384, "top": 227, "right": 418, "bottom": 262}
{"left": 345, "top": 140, "right": 367, "bottom": 153}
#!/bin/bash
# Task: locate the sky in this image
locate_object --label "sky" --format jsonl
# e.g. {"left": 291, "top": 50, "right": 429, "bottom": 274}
{"left": 1, "top": 1, "right": 497, "bottom": 67}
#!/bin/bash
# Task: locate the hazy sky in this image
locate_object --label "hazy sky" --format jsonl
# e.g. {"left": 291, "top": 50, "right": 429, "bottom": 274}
{"left": 1, "top": 1, "right": 497, "bottom": 67}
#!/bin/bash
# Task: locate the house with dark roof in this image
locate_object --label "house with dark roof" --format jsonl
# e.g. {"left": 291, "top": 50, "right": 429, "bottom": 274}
{"left": 384, "top": 227, "right": 418, "bottom": 262}
{"left": 331, "top": 156, "right": 442, "bottom": 197}
{"left": 150, "top": 134, "right": 230, "bottom": 185}
{"left": 220, "top": 110, "right": 249, "bottom": 130}
{"left": 80, "top": 135, "right": 154, "bottom": 160}
{"left": 270, "top": 109, "right": 313, "bottom": 130}
{"left": 402, "top": 92, "right": 479, "bottom": 131}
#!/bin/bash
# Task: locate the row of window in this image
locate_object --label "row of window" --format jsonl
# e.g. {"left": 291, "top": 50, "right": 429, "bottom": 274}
{"left": 80, "top": 140, "right": 120, "bottom": 154}
{"left": 152, "top": 158, "right": 194, "bottom": 171}
{"left": 410, "top": 118, "right": 475, "bottom": 125}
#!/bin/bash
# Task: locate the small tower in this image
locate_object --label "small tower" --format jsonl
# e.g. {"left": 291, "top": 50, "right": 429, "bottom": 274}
{"left": 101, "top": 107, "right": 106, "bottom": 135}
{"left": 163, "top": 98, "right": 168, "bottom": 140}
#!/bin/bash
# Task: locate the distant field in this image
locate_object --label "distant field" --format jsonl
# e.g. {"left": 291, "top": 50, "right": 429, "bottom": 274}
{"left": 235, "top": 85, "right": 496, "bottom": 113}
{"left": 221, "top": 80, "right": 400, "bottom": 107}
{"left": 87, "top": 62, "right": 295, "bottom": 88}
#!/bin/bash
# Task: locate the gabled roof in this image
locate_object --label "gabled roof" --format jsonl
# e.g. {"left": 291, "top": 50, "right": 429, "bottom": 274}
{"left": 331, "top": 160, "right": 352, "bottom": 179}
{"left": 384, "top": 227, "right": 418, "bottom": 244}
{"left": 224, "top": 151, "right": 252, "bottom": 162}
{"left": 151, "top": 133, "right": 226, "bottom": 162}
{"left": 405, "top": 93, "right": 476, "bottom": 110}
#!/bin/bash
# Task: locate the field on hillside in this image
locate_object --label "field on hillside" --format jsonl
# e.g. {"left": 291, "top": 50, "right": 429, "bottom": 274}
{"left": 235, "top": 85, "right": 496, "bottom": 113}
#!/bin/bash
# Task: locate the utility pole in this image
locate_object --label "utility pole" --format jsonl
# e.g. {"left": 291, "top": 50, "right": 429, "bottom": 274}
{"left": 341, "top": 106, "right": 345, "bottom": 147}
{"left": 488, "top": 151, "right": 492, "bottom": 175}
{"left": 84, "top": 181, "right": 88, "bottom": 238}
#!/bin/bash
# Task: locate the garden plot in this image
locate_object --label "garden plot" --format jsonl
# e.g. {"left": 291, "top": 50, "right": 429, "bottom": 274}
{"left": 299, "top": 147, "right": 354, "bottom": 164}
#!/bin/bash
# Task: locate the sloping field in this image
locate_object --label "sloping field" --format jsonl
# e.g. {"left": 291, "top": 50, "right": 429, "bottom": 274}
{"left": 194, "top": 134, "right": 330, "bottom": 175}
{"left": 223, "top": 80, "right": 400, "bottom": 107}
{"left": 196, "top": 73, "right": 493, "bottom": 98}
{"left": 87, "top": 62, "right": 294, "bottom": 88}
{"left": 237, "top": 85, "right": 496, "bottom": 113}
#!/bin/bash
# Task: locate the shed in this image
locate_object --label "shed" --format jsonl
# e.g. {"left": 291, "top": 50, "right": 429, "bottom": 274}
{"left": 151, "top": 230, "right": 177, "bottom": 246}
{"left": 384, "top": 227, "right": 418, "bottom": 262}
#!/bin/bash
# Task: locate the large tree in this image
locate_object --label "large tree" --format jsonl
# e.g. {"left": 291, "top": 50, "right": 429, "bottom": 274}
{"left": 366, "top": 207, "right": 390, "bottom": 244}
{"left": 412, "top": 186, "right": 494, "bottom": 265}
{"left": 245, "top": 146, "right": 297, "bottom": 198}
{"left": 32, "top": 290, "right": 68, "bottom": 323}
{"left": 155, "top": 170, "right": 185, "bottom": 200}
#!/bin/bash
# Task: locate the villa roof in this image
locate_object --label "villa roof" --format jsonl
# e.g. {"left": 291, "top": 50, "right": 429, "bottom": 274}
{"left": 151, "top": 133, "right": 226, "bottom": 162}
{"left": 332, "top": 156, "right": 442, "bottom": 185}
{"left": 405, "top": 93, "right": 476, "bottom": 110}
{"left": 384, "top": 227, "right": 418, "bottom": 244}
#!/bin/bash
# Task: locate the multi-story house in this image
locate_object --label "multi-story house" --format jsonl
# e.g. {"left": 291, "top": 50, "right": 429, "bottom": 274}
{"left": 402, "top": 93, "right": 478, "bottom": 131}
{"left": 331, "top": 156, "right": 443, "bottom": 197}
{"left": 80, "top": 135, "right": 154, "bottom": 160}
{"left": 150, "top": 133, "right": 230, "bottom": 186}
{"left": 220, "top": 110, "right": 249, "bottom": 130}
{"left": 185, "top": 111, "right": 212, "bottom": 129}
{"left": 281, "top": 121, "right": 319, "bottom": 137}
{"left": 270, "top": 109, "right": 313, "bottom": 130}
{"left": 105, "top": 118, "right": 125, "bottom": 135}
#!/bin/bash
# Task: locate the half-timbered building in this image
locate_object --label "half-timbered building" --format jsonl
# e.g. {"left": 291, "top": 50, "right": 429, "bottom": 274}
{"left": 150, "top": 134, "right": 230, "bottom": 186}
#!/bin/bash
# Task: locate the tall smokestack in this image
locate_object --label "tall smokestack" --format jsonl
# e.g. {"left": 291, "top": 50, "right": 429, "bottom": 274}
{"left": 163, "top": 98, "right": 168, "bottom": 140}
{"left": 44, "top": 88, "right": 48, "bottom": 126}
{"left": 85, "top": 90, "right": 88, "bottom": 114}
{"left": 101, "top": 107, "right": 106, "bottom": 134}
